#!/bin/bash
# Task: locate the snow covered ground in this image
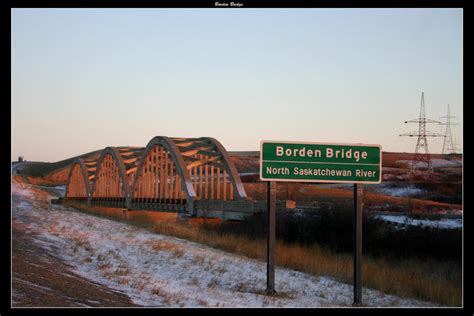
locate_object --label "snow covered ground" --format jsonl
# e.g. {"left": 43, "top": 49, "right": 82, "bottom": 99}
{"left": 396, "top": 159, "right": 462, "bottom": 169}
{"left": 373, "top": 214, "right": 462, "bottom": 230}
{"left": 367, "top": 184, "right": 426, "bottom": 197}
{"left": 51, "top": 184, "right": 66, "bottom": 197}
{"left": 12, "top": 182, "right": 67, "bottom": 198}
{"left": 12, "top": 182, "right": 441, "bottom": 307}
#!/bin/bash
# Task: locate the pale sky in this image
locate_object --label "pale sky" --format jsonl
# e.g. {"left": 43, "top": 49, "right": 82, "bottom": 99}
{"left": 11, "top": 8, "right": 463, "bottom": 162}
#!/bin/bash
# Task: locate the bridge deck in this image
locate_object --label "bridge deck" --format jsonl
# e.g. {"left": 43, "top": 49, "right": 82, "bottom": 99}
{"left": 64, "top": 198, "right": 268, "bottom": 221}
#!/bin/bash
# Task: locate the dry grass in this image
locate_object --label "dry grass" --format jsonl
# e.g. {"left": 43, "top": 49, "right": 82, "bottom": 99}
{"left": 115, "top": 268, "right": 130, "bottom": 276}
{"left": 151, "top": 286, "right": 162, "bottom": 296}
{"left": 149, "top": 240, "right": 178, "bottom": 252}
{"left": 275, "top": 242, "right": 461, "bottom": 306}
{"left": 101, "top": 270, "right": 114, "bottom": 280}
{"left": 82, "top": 257, "right": 93, "bottom": 264}
{"left": 216, "top": 266, "right": 227, "bottom": 275}
{"left": 173, "top": 249, "right": 185, "bottom": 258}
{"left": 235, "top": 282, "right": 248, "bottom": 293}
{"left": 195, "top": 298, "right": 208, "bottom": 307}
{"left": 71, "top": 235, "right": 93, "bottom": 253}
{"left": 98, "top": 261, "right": 112, "bottom": 270}
{"left": 67, "top": 202, "right": 125, "bottom": 221}
{"left": 193, "top": 255, "right": 205, "bottom": 265}
{"left": 49, "top": 223, "right": 59, "bottom": 235}
{"left": 148, "top": 219, "right": 461, "bottom": 306}
{"left": 160, "top": 291, "right": 185, "bottom": 306}
{"left": 148, "top": 240, "right": 185, "bottom": 258}
{"left": 118, "top": 277, "right": 129, "bottom": 285}
{"left": 69, "top": 204, "right": 462, "bottom": 306}
{"left": 131, "top": 280, "right": 146, "bottom": 292}
{"left": 207, "top": 277, "right": 219, "bottom": 288}
{"left": 189, "top": 276, "right": 199, "bottom": 287}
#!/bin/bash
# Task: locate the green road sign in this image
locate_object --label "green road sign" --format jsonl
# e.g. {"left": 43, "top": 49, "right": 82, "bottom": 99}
{"left": 260, "top": 141, "right": 382, "bottom": 184}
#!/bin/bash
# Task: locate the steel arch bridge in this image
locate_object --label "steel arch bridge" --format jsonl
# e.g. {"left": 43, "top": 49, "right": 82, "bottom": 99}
{"left": 65, "top": 136, "right": 263, "bottom": 220}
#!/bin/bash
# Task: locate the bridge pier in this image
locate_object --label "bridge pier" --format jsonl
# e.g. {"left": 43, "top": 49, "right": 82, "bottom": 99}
{"left": 121, "top": 209, "right": 130, "bottom": 220}
{"left": 125, "top": 195, "right": 132, "bottom": 209}
{"left": 176, "top": 213, "right": 190, "bottom": 224}
{"left": 186, "top": 197, "right": 195, "bottom": 217}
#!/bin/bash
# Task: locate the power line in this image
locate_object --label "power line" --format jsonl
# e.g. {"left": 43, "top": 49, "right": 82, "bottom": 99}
{"left": 439, "top": 104, "right": 459, "bottom": 154}
{"left": 399, "top": 92, "right": 443, "bottom": 177}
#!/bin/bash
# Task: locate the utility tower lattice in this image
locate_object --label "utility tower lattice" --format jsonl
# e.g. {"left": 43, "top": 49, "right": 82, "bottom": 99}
{"left": 440, "top": 104, "right": 459, "bottom": 154}
{"left": 399, "top": 92, "right": 443, "bottom": 176}
{"left": 453, "top": 136, "right": 462, "bottom": 153}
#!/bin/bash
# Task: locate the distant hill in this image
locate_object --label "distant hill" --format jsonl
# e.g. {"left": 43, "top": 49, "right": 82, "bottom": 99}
{"left": 12, "top": 149, "right": 103, "bottom": 179}
{"left": 12, "top": 148, "right": 462, "bottom": 186}
{"left": 228, "top": 151, "right": 259, "bottom": 157}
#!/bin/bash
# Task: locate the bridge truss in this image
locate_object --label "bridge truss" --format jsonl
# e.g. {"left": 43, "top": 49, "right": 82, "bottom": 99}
{"left": 65, "top": 136, "right": 263, "bottom": 219}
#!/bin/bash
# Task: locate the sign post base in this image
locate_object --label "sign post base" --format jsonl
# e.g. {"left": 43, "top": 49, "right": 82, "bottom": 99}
{"left": 353, "top": 183, "right": 363, "bottom": 306}
{"left": 266, "top": 181, "right": 276, "bottom": 294}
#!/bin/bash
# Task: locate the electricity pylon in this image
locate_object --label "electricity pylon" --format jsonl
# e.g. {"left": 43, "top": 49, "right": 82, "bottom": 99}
{"left": 400, "top": 92, "right": 443, "bottom": 176}
{"left": 440, "top": 104, "right": 459, "bottom": 154}
{"left": 453, "top": 136, "right": 462, "bottom": 154}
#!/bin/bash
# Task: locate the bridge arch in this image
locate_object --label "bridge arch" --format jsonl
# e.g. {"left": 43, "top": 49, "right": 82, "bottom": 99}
{"left": 205, "top": 137, "right": 247, "bottom": 200}
{"left": 65, "top": 158, "right": 92, "bottom": 201}
{"left": 130, "top": 136, "right": 197, "bottom": 209}
{"left": 90, "top": 147, "right": 131, "bottom": 200}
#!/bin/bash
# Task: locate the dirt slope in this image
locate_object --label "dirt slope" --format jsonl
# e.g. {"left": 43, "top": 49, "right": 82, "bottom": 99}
{"left": 11, "top": 178, "right": 137, "bottom": 307}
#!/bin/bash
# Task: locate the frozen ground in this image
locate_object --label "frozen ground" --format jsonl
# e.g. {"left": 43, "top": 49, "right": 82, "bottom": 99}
{"left": 396, "top": 159, "right": 462, "bottom": 169}
{"left": 12, "top": 181, "right": 441, "bottom": 307}
{"left": 367, "top": 183, "right": 426, "bottom": 198}
{"left": 373, "top": 214, "right": 462, "bottom": 230}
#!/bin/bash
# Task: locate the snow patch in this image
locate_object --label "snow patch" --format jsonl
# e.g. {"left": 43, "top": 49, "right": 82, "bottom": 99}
{"left": 12, "top": 184, "right": 441, "bottom": 307}
{"left": 370, "top": 184, "right": 426, "bottom": 197}
{"left": 374, "top": 214, "right": 462, "bottom": 229}
{"left": 396, "top": 159, "right": 462, "bottom": 169}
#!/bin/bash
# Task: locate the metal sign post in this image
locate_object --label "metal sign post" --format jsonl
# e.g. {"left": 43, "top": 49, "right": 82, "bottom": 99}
{"left": 266, "top": 181, "right": 276, "bottom": 294}
{"left": 353, "top": 183, "right": 363, "bottom": 306}
{"left": 259, "top": 140, "right": 381, "bottom": 303}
